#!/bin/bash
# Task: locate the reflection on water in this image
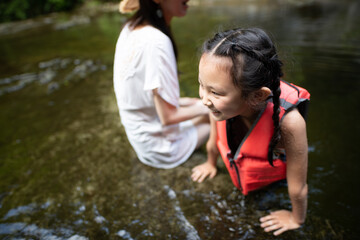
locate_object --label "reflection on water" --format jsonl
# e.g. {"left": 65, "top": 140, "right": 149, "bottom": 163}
{"left": 0, "top": 0, "right": 359, "bottom": 239}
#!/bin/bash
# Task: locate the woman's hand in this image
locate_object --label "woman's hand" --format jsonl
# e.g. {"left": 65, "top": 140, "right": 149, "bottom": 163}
{"left": 260, "top": 210, "right": 302, "bottom": 236}
{"left": 191, "top": 161, "right": 217, "bottom": 183}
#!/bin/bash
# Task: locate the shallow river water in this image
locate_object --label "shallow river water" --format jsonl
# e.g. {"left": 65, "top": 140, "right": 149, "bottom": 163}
{"left": 0, "top": 0, "right": 359, "bottom": 239}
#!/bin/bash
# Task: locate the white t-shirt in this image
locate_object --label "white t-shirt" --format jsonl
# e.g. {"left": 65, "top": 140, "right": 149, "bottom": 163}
{"left": 113, "top": 23, "right": 197, "bottom": 169}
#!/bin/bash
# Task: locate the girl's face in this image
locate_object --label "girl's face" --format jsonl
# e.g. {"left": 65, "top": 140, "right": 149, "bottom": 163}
{"left": 157, "top": 0, "right": 190, "bottom": 25}
{"left": 198, "top": 53, "right": 253, "bottom": 121}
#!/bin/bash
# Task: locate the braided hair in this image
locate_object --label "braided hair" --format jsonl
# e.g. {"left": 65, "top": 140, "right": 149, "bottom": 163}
{"left": 202, "top": 28, "right": 283, "bottom": 166}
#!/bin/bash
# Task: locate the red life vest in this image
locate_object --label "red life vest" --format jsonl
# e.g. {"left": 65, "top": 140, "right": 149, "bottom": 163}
{"left": 216, "top": 81, "right": 310, "bottom": 195}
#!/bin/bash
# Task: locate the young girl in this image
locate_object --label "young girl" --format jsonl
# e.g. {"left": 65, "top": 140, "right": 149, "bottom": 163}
{"left": 191, "top": 28, "right": 310, "bottom": 235}
{"left": 113, "top": 0, "right": 209, "bottom": 169}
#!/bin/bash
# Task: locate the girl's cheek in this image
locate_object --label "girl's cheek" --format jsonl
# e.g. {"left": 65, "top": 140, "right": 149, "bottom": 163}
{"left": 215, "top": 99, "right": 230, "bottom": 111}
{"left": 212, "top": 99, "right": 220, "bottom": 109}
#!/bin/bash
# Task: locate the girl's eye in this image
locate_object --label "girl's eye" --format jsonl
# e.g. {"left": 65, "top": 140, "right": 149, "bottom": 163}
{"left": 211, "top": 91, "right": 220, "bottom": 96}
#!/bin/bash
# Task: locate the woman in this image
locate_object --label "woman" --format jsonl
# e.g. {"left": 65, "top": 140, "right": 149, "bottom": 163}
{"left": 113, "top": 0, "right": 209, "bottom": 168}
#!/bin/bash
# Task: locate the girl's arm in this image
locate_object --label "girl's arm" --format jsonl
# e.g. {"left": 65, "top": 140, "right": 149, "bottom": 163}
{"left": 260, "top": 108, "right": 308, "bottom": 235}
{"left": 153, "top": 89, "right": 208, "bottom": 126}
{"left": 283, "top": 108, "right": 308, "bottom": 225}
{"left": 191, "top": 114, "right": 219, "bottom": 182}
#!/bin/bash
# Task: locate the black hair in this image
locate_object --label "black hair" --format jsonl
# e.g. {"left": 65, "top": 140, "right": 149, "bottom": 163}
{"left": 202, "top": 28, "right": 283, "bottom": 166}
{"left": 127, "top": 0, "right": 178, "bottom": 60}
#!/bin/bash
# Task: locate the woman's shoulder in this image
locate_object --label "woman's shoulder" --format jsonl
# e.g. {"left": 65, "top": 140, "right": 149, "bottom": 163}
{"left": 142, "top": 25, "right": 171, "bottom": 45}
{"left": 123, "top": 22, "right": 167, "bottom": 40}
{"left": 120, "top": 23, "right": 174, "bottom": 58}
{"left": 136, "top": 26, "right": 174, "bottom": 58}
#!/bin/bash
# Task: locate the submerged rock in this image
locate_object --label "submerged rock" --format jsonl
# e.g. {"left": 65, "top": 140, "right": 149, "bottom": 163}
{"left": 0, "top": 57, "right": 107, "bottom": 96}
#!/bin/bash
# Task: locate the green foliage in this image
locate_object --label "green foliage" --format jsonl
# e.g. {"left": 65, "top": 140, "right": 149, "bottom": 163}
{"left": 0, "top": 0, "right": 84, "bottom": 22}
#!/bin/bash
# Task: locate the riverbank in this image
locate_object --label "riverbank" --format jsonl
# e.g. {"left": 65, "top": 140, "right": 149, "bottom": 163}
{"left": 0, "top": 0, "right": 326, "bottom": 37}
{"left": 0, "top": 1, "right": 119, "bottom": 36}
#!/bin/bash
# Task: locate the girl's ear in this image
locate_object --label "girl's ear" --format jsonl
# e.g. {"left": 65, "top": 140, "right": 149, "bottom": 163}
{"left": 250, "top": 87, "right": 271, "bottom": 104}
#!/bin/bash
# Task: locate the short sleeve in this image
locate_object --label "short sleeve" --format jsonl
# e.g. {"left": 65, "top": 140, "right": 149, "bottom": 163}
{"left": 143, "top": 37, "right": 180, "bottom": 108}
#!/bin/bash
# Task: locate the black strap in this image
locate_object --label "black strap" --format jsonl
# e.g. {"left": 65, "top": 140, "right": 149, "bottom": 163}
{"left": 227, "top": 151, "right": 242, "bottom": 191}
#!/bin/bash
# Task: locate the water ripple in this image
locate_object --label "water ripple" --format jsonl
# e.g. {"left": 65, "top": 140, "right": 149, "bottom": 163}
{"left": 164, "top": 185, "right": 201, "bottom": 240}
{"left": 0, "top": 57, "right": 107, "bottom": 96}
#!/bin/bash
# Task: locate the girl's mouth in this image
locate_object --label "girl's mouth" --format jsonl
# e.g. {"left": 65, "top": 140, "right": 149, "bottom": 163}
{"left": 209, "top": 108, "right": 220, "bottom": 114}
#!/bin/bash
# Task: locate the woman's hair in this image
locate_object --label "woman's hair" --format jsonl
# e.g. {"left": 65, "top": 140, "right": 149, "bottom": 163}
{"left": 127, "top": 0, "right": 178, "bottom": 59}
{"left": 202, "top": 28, "right": 283, "bottom": 166}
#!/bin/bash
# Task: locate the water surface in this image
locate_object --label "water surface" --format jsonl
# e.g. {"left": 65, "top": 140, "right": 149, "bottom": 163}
{"left": 0, "top": 0, "right": 359, "bottom": 239}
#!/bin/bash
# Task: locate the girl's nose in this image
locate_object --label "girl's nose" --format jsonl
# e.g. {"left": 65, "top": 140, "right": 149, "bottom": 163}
{"left": 201, "top": 94, "right": 211, "bottom": 106}
{"left": 199, "top": 86, "right": 211, "bottom": 106}
{"left": 202, "top": 96, "right": 208, "bottom": 106}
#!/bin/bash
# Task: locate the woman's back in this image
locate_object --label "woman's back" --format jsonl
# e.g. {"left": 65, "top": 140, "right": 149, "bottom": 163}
{"left": 113, "top": 22, "right": 200, "bottom": 169}
{"left": 114, "top": 23, "right": 179, "bottom": 110}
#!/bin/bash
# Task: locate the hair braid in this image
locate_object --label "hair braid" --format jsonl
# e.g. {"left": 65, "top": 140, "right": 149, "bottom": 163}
{"left": 268, "top": 74, "right": 281, "bottom": 166}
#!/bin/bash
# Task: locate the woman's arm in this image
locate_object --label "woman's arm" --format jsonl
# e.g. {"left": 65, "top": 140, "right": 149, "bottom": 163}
{"left": 191, "top": 114, "right": 219, "bottom": 182}
{"left": 153, "top": 89, "right": 208, "bottom": 126}
{"left": 260, "top": 108, "right": 308, "bottom": 235}
{"left": 179, "top": 97, "right": 199, "bottom": 106}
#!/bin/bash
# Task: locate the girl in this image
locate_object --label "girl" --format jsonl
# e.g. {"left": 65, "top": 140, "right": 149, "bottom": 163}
{"left": 113, "top": 0, "right": 209, "bottom": 169}
{"left": 191, "top": 28, "right": 310, "bottom": 235}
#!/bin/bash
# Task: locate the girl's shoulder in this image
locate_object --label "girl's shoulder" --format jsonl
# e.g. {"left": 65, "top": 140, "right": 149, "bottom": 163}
{"left": 280, "top": 108, "right": 307, "bottom": 138}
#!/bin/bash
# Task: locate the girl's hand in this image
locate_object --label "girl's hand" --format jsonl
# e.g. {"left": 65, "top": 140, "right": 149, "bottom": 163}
{"left": 260, "top": 210, "right": 302, "bottom": 236}
{"left": 191, "top": 161, "right": 217, "bottom": 183}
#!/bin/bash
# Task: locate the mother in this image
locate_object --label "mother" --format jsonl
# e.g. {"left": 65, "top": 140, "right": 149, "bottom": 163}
{"left": 113, "top": 0, "right": 209, "bottom": 168}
